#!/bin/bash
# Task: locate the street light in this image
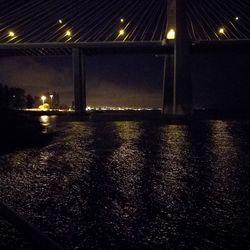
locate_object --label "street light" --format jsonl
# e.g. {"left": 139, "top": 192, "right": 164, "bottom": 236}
{"left": 41, "top": 96, "right": 46, "bottom": 105}
{"left": 65, "top": 30, "right": 71, "bottom": 37}
{"left": 119, "top": 29, "right": 125, "bottom": 36}
{"left": 50, "top": 94, "right": 53, "bottom": 110}
{"left": 167, "top": 29, "right": 175, "bottom": 40}
{"left": 219, "top": 27, "right": 225, "bottom": 35}
{"left": 8, "top": 31, "right": 15, "bottom": 37}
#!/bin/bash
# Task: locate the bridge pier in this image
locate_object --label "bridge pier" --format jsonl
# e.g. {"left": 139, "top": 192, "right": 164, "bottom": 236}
{"left": 162, "top": 54, "right": 174, "bottom": 115}
{"left": 72, "top": 48, "right": 86, "bottom": 114}
{"left": 162, "top": 0, "right": 192, "bottom": 116}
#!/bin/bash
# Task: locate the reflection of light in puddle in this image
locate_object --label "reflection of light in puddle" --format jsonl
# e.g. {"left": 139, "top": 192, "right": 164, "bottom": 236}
{"left": 39, "top": 115, "right": 57, "bottom": 133}
{"left": 209, "top": 121, "right": 238, "bottom": 196}
{"left": 40, "top": 115, "right": 57, "bottom": 126}
{"left": 40, "top": 115, "right": 50, "bottom": 126}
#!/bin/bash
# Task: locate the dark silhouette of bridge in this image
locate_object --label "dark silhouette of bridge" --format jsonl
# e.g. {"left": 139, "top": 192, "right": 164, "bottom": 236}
{"left": 0, "top": 0, "right": 250, "bottom": 115}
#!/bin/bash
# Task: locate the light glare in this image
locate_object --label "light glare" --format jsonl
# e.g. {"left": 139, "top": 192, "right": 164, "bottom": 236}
{"left": 65, "top": 30, "right": 72, "bottom": 36}
{"left": 219, "top": 28, "right": 225, "bottom": 34}
{"left": 8, "top": 31, "right": 15, "bottom": 37}
{"left": 167, "top": 29, "right": 175, "bottom": 40}
{"left": 119, "top": 29, "right": 125, "bottom": 36}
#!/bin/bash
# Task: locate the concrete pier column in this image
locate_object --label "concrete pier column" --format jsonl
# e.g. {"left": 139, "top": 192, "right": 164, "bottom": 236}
{"left": 162, "top": 0, "right": 192, "bottom": 115}
{"left": 72, "top": 48, "right": 86, "bottom": 114}
{"left": 162, "top": 54, "right": 174, "bottom": 115}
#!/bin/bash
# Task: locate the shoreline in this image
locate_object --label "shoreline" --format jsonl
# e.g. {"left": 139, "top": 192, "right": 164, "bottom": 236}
{"left": 0, "top": 109, "right": 53, "bottom": 155}
{"left": 18, "top": 109, "right": 250, "bottom": 122}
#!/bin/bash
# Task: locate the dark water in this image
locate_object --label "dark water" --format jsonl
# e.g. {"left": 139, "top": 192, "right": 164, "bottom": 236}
{"left": 1, "top": 116, "right": 250, "bottom": 249}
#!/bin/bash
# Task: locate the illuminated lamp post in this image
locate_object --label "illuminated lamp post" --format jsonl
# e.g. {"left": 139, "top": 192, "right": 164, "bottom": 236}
{"left": 41, "top": 96, "right": 46, "bottom": 105}
{"left": 50, "top": 94, "right": 53, "bottom": 110}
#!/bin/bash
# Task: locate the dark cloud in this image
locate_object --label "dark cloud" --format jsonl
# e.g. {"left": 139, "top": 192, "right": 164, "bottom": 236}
{"left": 0, "top": 56, "right": 73, "bottom": 104}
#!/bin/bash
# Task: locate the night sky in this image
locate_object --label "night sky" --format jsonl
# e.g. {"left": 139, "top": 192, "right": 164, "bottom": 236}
{"left": 0, "top": 55, "right": 164, "bottom": 108}
{"left": 0, "top": 0, "right": 250, "bottom": 109}
{"left": 0, "top": 52, "right": 250, "bottom": 109}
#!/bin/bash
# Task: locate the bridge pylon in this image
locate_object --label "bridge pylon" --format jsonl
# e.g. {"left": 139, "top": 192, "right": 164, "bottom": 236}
{"left": 162, "top": 0, "right": 192, "bottom": 116}
{"left": 72, "top": 48, "right": 86, "bottom": 114}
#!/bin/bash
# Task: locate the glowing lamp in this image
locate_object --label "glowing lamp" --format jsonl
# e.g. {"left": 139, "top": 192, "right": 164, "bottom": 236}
{"left": 8, "top": 31, "right": 15, "bottom": 37}
{"left": 219, "top": 28, "right": 225, "bottom": 34}
{"left": 167, "top": 29, "right": 175, "bottom": 40}
{"left": 65, "top": 30, "right": 72, "bottom": 36}
{"left": 119, "top": 29, "right": 125, "bottom": 36}
{"left": 41, "top": 96, "right": 46, "bottom": 105}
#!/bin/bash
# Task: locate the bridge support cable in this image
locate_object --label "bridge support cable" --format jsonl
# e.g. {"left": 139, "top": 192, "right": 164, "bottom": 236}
{"left": 162, "top": 0, "right": 192, "bottom": 116}
{"left": 72, "top": 48, "right": 86, "bottom": 114}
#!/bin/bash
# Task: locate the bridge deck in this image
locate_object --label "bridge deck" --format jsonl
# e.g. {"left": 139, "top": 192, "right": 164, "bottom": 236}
{"left": 0, "top": 40, "right": 249, "bottom": 56}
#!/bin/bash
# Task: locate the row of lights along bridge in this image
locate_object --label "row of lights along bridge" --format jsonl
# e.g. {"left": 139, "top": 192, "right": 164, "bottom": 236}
{"left": 3, "top": 18, "right": 127, "bottom": 42}
{"left": 3, "top": 16, "right": 241, "bottom": 42}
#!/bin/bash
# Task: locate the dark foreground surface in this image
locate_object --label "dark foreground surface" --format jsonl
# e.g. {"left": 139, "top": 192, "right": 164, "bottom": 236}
{"left": 0, "top": 110, "right": 51, "bottom": 155}
{"left": 1, "top": 115, "right": 250, "bottom": 249}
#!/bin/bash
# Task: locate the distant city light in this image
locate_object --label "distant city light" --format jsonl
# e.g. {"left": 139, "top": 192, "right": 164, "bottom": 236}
{"left": 119, "top": 29, "right": 125, "bottom": 36}
{"left": 85, "top": 106, "right": 159, "bottom": 111}
{"left": 41, "top": 95, "right": 46, "bottom": 105}
{"left": 167, "top": 29, "right": 175, "bottom": 40}
{"left": 65, "top": 30, "right": 72, "bottom": 36}
{"left": 50, "top": 94, "right": 53, "bottom": 109}
{"left": 8, "top": 31, "right": 15, "bottom": 37}
{"left": 59, "top": 19, "right": 63, "bottom": 24}
{"left": 120, "top": 18, "right": 124, "bottom": 23}
{"left": 235, "top": 17, "right": 239, "bottom": 21}
{"left": 219, "top": 28, "right": 225, "bottom": 34}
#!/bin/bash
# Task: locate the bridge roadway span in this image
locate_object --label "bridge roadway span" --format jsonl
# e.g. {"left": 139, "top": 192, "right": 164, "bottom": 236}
{"left": 0, "top": 40, "right": 250, "bottom": 56}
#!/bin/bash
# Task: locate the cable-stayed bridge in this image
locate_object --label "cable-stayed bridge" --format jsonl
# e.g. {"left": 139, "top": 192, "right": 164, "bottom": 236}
{"left": 1, "top": 0, "right": 250, "bottom": 42}
{"left": 0, "top": 0, "right": 250, "bottom": 115}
